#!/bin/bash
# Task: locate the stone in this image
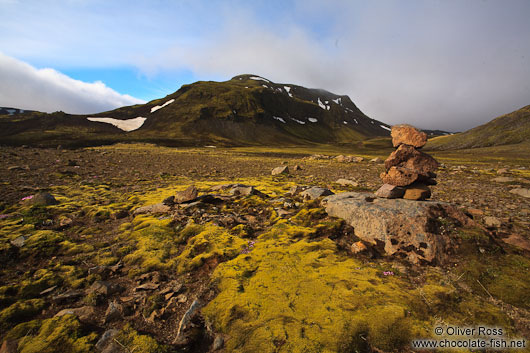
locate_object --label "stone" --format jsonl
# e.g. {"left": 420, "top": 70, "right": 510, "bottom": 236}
{"left": 380, "top": 166, "right": 419, "bottom": 186}
{"left": 0, "top": 340, "right": 17, "bottom": 353}
{"left": 32, "top": 192, "right": 58, "bottom": 206}
{"left": 335, "top": 178, "right": 359, "bottom": 187}
{"left": 230, "top": 185, "right": 266, "bottom": 197}
{"left": 501, "top": 234, "right": 530, "bottom": 251}
{"left": 403, "top": 183, "right": 431, "bottom": 201}
{"left": 375, "top": 184, "right": 405, "bottom": 199}
{"left": 509, "top": 188, "right": 530, "bottom": 198}
{"left": 175, "top": 185, "right": 199, "bottom": 203}
{"left": 467, "top": 208, "right": 484, "bottom": 217}
{"left": 288, "top": 185, "right": 307, "bottom": 195}
{"left": 350, "top": 241, "right": 369, "bottom": 254}
{"left": 212, "top": 335, "right": 224, "bottom": 351}
{"left": 496, "top": 168, "right": 509, "bottom": 174}
{"left": 95, "top": 329, "right": 120, "bottom": 352}
{"left": 52, "top": 289, "right": 84, "bottom": 303}
{"left": 133, "top": 203, "right": 170, "bottom": 215}
{"left": 493, "top": 177, "right": 515, "bottom": 183}
{"left": 391, "top": 124, "right": 427, "bottom": 148}
{"left": 55, "top": 306, "right": 95, "bottom": 323}
{"left": 134, "top": 282, "right": 160, "bottom": 291}
{"left": 104, "top": 301, "right": 122, "bottom": 323}
{"left": 384, "top": 144, "right": 439, "bottom": 175}
{"left": 10, "top": 235, "right": 26, "bottom": 248}
{"left": 272, "top": 166, "right": 289, "bottom": 175}
{"left": 59, "top": 216, "right": 73, "bottom": 228}
{"left": 87, "top": 281, "right": 123, "bottom": 297}
{"left": 370, "top": 157, "right": 383, "bottom": 163}
{"left": 293, "top": 165, "right": 302, "bottom": 171}
{"left": 484, "top": 216, "right": 502, "bottom": 228}
{"left": 322, "top": 192, "right": 474, "bottom": 264}
{"left": 336, "top": 155, "right": 363, "bottom": 163}
{"left": 173, "top": 299, "right": 202, "bottom": 345}
{"left": 300, "top": 187, "right": 334, "bottom": 200}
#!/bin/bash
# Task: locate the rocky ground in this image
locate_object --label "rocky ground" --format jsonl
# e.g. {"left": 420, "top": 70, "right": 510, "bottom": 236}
{"left": 0, "top": 144, "right": 529, "bottom": 353}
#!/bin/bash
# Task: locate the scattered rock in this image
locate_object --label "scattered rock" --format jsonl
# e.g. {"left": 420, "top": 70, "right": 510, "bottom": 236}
{"left": 210, "top": 184, "right": 233, "bottom": 191}
{"left": 271, "top": 166, "right": 289, "bottom": 175}
{"left": 55, "top": 306, "right": 96, "bottom": 323}
{"left": 175, "top": 185, "right": 199, "bottom": 203}
{"left": 493, "top": 177, "right": 515, "bottom": 183}
{"left": 322, "top": 192, "right": 474, "bottom": 264}
{"left": 335, "top": 155, "right": 363, "bottom": 163}
{"left": 288, "top": 185, "right": 307, "bottom": 196}
{"left": 230, "top": 185, "right": 266, "bottom": 197}
{"left": 350, "top": 241, "right": 369, "bottom": 254}
{"left": 87, "top": 281, "right": 123, "bottom": 297}
{"left": 467, "top": 208, "right": 484, "bottom": 217}
{"left": 403, "top": 183, "right": 431, "bottom": 201}
{"left": 10, "top": 235, "right": 26, "bottom": 248}
{"left": 32, "top": 192, "right": 59, "bottom": 206}
{"left": 501, "top": 234, "right": 530, "bottom": 251}
{"left": 173, "top": 299, "right": 202, "bottom": 345}
{"left": 391, "top": 124, "right": 427, "bottom": 148}
{"left": 509, "top": 188, "right": 530, "bottom": 198}
{"left": 104, "top": 301, "right": 123, "bottom": 323}
{"left": 370, "top": 157, "right": 382, "bottom": 163}
{"left": 133, "top": 203, "right": 170, "bottom": 215}
{"left": 496, "top": 168, "right": 509, "bottom": 174}
{"left": 335, "top": 178, "right": 359, "bottom": 187}
{"left": 134, "top": 282, "right": 160, "bottom": 291}
{"left": 484, "top": 216, "right": 502, "bottom": 228}
{"left": 293, "top": 165, "right": 302, "bottom": 171}
{"left": 384, "top": 144, "right": 439, "bottom": 176}
{"left": 52, "top": 289, "right": 84, "bottom": 303}
{"left": 300, "top": 187, "right": 334, "bottom": 200}
{"left": 375, "top": 184, "right": 405, "bottom": 199}
{"left": 39, "top": 285, "right": 57, "bottom": 296}
{"left": 58, "top": 216, "right": 73, "bottom": 228}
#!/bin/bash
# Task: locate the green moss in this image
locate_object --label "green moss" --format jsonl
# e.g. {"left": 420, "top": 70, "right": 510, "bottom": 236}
{"left": 18, "top": 269, "right": 62, "bottom": 298}
{"left": 20, "top": 230, "right": 64, "bottom": 257}
{"left": 0, "top": 299, "right": 45, "bottom": 330}
{"left": 12, "top": 316, "right": 96, "bottom": 353}
{"left": 114, "top": 324, "right": 167, "bottom": 353}
{"left": 176, "top": 223, "right": 247, "bottom": 273}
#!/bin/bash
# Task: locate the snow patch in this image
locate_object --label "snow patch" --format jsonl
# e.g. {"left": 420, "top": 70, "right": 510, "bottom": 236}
{"left": 284, "top": 86, "right": 293, "bottom": 97}
{"left": 262, "top": 85, "right": 268, "bottom": 88}
{"left": 308, "top": 118, "right": 318, "bottom": 123}
{"left": 343, "top": 121, "right": 348, "bottom": 125}
{"left": 354, "top": 119, "right": 358, "bottom": 124}
{"left": 87, "top": 117, "right": 146, "bottom": 132}
{"left": 380, "top": 125, "right": 391, "bottom": 131}
{"left": 317, "top": 98, "right": 326, "bottom": 110}
{"left": 150, "top": 99, "right": 175, "bottom": 113}
{"left": 291, "top": 118, "right": 306, "bottom": 125}
{"left": 250, "top": 76, "right": 271, "bottom": 83}
{"left": 333, "top": 98, "right": 342, "bottom": 105}
{"left": 273, "top": 116, "right": 286, "bottom": 123}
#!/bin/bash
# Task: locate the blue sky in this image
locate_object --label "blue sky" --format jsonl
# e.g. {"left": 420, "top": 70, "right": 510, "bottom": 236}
{"left": 1, "top": 0, "right": 530, "bottom": 130}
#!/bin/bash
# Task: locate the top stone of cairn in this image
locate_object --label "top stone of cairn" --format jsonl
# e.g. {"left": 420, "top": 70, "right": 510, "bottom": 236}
{"left": 391, "top": 124, "right": 428, "bottom": 148}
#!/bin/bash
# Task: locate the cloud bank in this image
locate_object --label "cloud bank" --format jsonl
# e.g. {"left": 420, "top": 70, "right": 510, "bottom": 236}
{"left": 0, "top": 53, "right": 144, "bottom": 114}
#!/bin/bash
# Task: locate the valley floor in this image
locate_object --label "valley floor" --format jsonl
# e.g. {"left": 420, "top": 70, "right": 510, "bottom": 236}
{"left": 0, "top": 144, "right": 528, "bottom": 352}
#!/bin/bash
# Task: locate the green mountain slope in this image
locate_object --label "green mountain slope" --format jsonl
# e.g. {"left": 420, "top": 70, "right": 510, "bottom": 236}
{"left": 0, "top": 75, "right": 392, "bottom": 147}
{"left": 426, "top": 105, "right": 530, "bottom": 150}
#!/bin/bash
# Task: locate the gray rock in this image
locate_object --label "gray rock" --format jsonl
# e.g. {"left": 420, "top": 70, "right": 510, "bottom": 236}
{"left": 288, "top": 185, "right": 307, "bottom": 196}
{"left": 230, "top": 185, "right": 266, "bottom": 197}
{"left": 95, "top": 329, "right": 120, "bottom": 351}
{"left": 509, "top": 188, "right": 530, "bottom": 198}
{"left": 104, "top": 301, "right": 122, "bottom": 323}
{"left": 336, "top": 178, "right": 359, "bottom": 187}
{"left": 300, "top": 187, "right": 334, "bottom": 200}
{"left": 322, "top": 192, "right": 474, "bottom": 264}
{"left": 173, "top": 299, "right": 202, "bottom": 345}
{"left": 32, "top": 192, "right": 58, "bottom": 206}
{"left": 271, "top": 166, "right": 289, "bottom": 175}
{"left": 484, "top": 216, "right": 502, "bottom": 228}
{"left": 10, "top": 235, "right": 26, "bottom": 248}
{"left": 133, "top": 203, "right": 170, "bottom": 215}
{"left": 55, "top": 306, "right": 95, "bottom": 323}
{"left": 175, "top": 185, "right": 199, "bottom": 203}
{"left": 212, "top": 335, "right": 224, "bottom": 351}
{"left": 375, "top": 184, "right": 405, "bottom": 199}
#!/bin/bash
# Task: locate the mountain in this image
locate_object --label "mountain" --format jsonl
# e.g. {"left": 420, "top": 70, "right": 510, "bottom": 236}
{"left": 0, "top": 74, "right": 392, "bottom": 147}
{"left": 426, "top": 105, "right": 530, "bottom": 150}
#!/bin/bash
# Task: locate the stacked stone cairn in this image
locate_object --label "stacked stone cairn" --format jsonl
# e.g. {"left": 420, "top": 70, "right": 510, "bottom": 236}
{"left": 375, "top": 124, "right": 439, "bottom": 200}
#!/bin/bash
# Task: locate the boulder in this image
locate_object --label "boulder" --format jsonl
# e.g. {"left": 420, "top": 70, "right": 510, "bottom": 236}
{"left": 32, "top": 192, "right": 59, "bottom": 206}
{"left": 322, "top": 192, "right": 474, "bottom": 264}
{"left": 175, "top": 185, "right": 199, "bottom": 203}
{"left": 403, "top": 183, "right": 431, "bottom": 201}
{"left": 509, "top": 188, "right": 530, "bottom": 198}
{"left": 272, "top": 166, "right": 289, "bottom": 175}
{"left": 300, "top": 187, "right": 334, "bottom": 200}
{"left": 104, "top": 301, "right": 122, "bottom": 323}
{"left": 375, "top": 184, "right": 405, "bottom": 199}
{"left": 230, "top": 185, "right": 266, "bottom": 197}
{"left": 370, "top": 157, "right": 383, "bottom": 163}
{"left": 384, "top": 144, "right": 439, "bottom": 175}
{"left": 380, "top": 166, "right": 419, "bottom": 186}
{"left": 391, "top": 124, "right": 427, "bottom": 148}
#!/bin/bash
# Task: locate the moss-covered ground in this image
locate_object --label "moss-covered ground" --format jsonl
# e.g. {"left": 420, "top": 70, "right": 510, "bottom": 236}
{"left": 0, "top": 144, "right": 528, "bottom": 352}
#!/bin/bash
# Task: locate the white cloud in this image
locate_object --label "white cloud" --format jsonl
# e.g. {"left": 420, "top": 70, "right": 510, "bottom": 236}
{"left": 0, "top": 52, "right": 144, "bottom": 114}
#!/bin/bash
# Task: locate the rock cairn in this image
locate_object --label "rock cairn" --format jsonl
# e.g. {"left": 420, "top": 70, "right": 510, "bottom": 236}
{"left": 376, "top": 124, "right": 439, "bottom": 200}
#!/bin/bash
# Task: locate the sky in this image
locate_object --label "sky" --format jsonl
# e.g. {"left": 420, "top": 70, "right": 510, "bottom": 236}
{"left": 1, "top": 0, "right": 529, "bottom": 131}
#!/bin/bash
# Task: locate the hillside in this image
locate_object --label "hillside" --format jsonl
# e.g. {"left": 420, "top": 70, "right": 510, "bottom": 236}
{"left": 0, "top": 75, "right": 392, "bottom": 148}
{"left": 426, "top": 105, "right": 530, "bottom": 150}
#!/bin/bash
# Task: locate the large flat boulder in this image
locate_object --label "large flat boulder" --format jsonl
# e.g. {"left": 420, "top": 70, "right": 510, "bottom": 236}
{"left": 322, "top": 192, "right": 474, "bottom": 264}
